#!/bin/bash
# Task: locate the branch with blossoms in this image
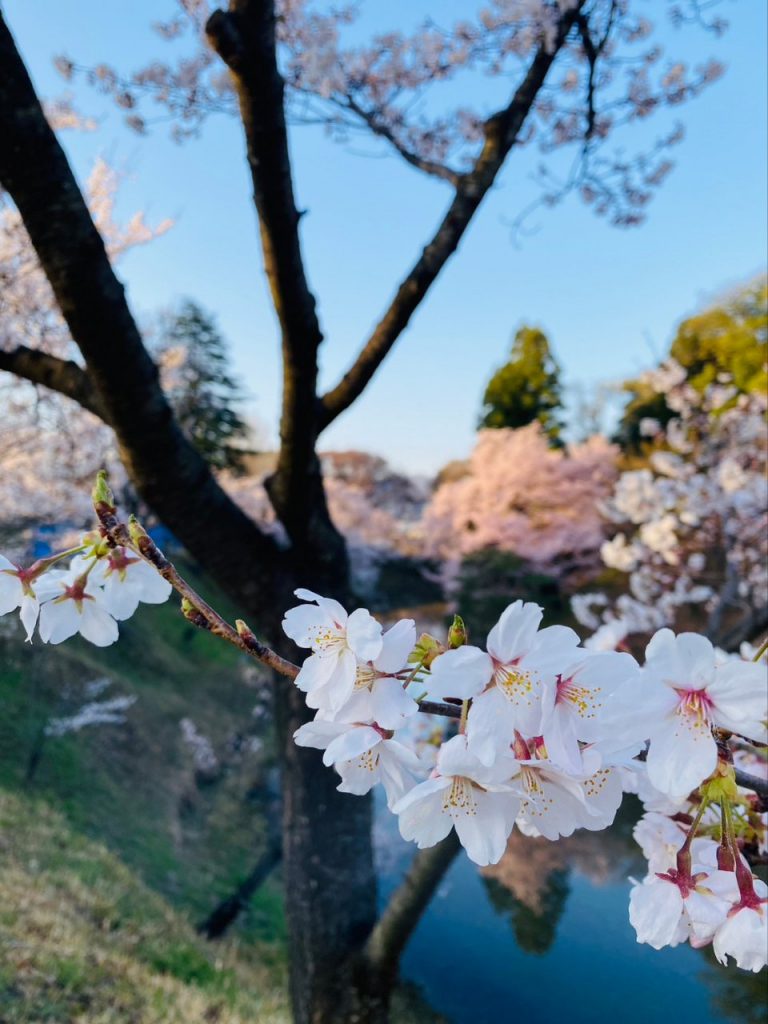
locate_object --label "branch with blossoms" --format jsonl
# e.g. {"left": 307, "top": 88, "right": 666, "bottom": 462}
{"left": 1, "top": 472, "right": 767, "bottom": 975}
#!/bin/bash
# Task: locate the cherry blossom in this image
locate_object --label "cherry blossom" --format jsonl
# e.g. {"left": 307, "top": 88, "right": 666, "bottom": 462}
{"left": 0, "top": 555, "right": 65, "bottom": 640}
{"left": 86, "top": 546, "right": 173, "bottom": 619}
{"left": 282, "top": 588, "right": 384, "bottom": 712}
{"left": 393, "top": 734, "right": 522, "bottom": 867}
{"left": 349, "top": 617, "right": 419, "bottom": 730}
{"left": 610, "top": 630, "right": 768, "bottom": 799}
{"left": 629, "top": 866, "right": 739, "bottom": 950}
{"left": 294, "top": 691, "right": 421, "bottom": 809}
{"left": 713, "top": 882, "right": 768, "bottom": 972}
{"left": 514, "top": 744, "right": 625, "bottom": 840}
{"left": 463, "top": 601, "right": 581, "bottom": 765}
{"left": 425, "top": 426, "right": 617, "bottom": 588}
{"left": 540, "top": 650, "right": 640, "bottom": 773}
{"left": 37, "top": 570, "right": 118, "bottom": 647}
{"left": 577, "top": 366, "right": 768, "bottom": 649}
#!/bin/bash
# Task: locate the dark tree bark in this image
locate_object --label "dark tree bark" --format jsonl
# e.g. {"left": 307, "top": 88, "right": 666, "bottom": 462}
{"left": 206, "top": 1, "right": 343, "bottom": 574}
{"left": 0, "top": 345, "right": 107, "bottom": 420}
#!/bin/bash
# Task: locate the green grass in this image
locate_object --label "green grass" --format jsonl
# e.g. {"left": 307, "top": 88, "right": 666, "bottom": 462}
{"left": 0, "top": 787, "right": 289, "bottom": 1023}
{"left": 0, "top": 559, "right": 283, "bottom": 939}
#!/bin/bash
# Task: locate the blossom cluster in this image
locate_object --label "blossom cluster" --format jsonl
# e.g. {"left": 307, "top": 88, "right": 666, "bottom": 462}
{"left": 281, "top": 590, "right": 767, "bottom": 970}
{"left": 0, "top": 536, "right": 171, "bottom": 646}
{"left": 575, "top": 368, "right": 768, "bottom": 651}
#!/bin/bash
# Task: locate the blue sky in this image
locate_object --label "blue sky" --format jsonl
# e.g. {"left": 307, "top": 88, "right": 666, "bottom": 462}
{"left": 5, "top": 1, "right": 767, "bottom": 474}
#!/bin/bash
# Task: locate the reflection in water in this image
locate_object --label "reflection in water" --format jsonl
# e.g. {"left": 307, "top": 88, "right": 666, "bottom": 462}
{"left": 376, "top": 793, "right": 763, "bottom": 1024}
{"left": 483, "top": 867, "right": 570, "bottom": 955}
{"left": 700, "top": 948, "right": 768, "bottom": 1024}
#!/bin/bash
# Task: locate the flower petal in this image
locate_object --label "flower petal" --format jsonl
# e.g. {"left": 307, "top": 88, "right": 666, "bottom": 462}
{"left": 375, "top": 618, "right": 416, "bottom": 673}
{"left": 345, "top": 608, "right": 383, "bottom": 662}
{"left": 370, "top": 678, "right": 418, "bottom": 729}
{"left": 486, "top": 600, "right": 542, "bottom": 662}
{"left": 426, "top": 646, "right": 492, "bottom": 701}
{"left": 323, "top": 725, "right": 381, "bottom": 767}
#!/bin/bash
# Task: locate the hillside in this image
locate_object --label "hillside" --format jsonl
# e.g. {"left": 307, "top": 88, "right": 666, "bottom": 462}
{"left": 0, "top": 786, "right": 290, "bottom": 1023}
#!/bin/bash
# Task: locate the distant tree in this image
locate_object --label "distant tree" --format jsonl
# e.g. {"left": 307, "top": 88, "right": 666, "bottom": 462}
{"left": 424, "top": 424, "right": 617, "bottom": 587}
{"left": 479, "top": 327, "right": 564, "bottom": 444}
{"left": 158, "top": 301, "right": 253, "bottom": 474}
{"left": 617, "top": 278, "right": 768, "bottom": 451}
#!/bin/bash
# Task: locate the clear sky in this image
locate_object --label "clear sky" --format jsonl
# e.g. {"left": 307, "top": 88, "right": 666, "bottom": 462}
{"left": 4, "top": 1, "right": 767, "bottom": 474}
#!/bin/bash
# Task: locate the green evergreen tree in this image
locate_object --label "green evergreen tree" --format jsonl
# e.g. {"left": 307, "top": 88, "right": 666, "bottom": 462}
{"left": 617, "top": 277, "right": 768, "bottom": 451}
{"left": 159, "top": 301, "right": 253, "bottom": 473}
{"left": 479, "top": 327, "right": 564, "bottom": 444}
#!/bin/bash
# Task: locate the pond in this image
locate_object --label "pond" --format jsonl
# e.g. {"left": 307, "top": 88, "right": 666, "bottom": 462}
{"left": 375, "top": 792, "right": 763, "bottom": 1024}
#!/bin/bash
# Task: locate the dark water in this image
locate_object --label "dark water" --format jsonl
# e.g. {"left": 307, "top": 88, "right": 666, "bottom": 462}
{"left": 375, "top": 796, "right": 761, "bottom": 1024}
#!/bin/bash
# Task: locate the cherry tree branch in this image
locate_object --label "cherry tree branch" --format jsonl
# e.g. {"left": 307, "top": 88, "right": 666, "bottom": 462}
{"left": 95, "top": 497, "right": 768, "bottom": 808}
{"left": 94, "top": 492, "right": 299, "bottom": 679}
{"left": 340, "top": 95, "right": 462, "bottom": 186}
{"left": 317, "top": 3, "right": 585, "bottom": 430}
{"left": 733, "top": 767, "right": 768, "bottom": 805}
{"left": 0, "top": 345, "right": 107, "bottom": 421}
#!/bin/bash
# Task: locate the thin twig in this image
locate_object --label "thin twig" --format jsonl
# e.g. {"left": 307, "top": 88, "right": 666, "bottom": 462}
{"left": 94, "top": 498, "right": 298, "bottom": 679}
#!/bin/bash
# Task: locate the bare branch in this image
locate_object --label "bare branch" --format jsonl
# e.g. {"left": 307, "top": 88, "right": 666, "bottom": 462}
{"left": 341, "top": 95, "right": 461, "bottom": 186}
{"left": 365, "top": 832, "right": 461, "bottom": 983}
{"left": 0, "top": 345, "right": 107, "bottom": 421}
{"left": 317, "top": 3, "right": 585, "bottom": 430}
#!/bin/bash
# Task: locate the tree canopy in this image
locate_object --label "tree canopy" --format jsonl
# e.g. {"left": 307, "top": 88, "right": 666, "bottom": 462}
{"left": 617, "top": 277, "right": 768, "bottom": 451}
{"left": 158, "top": 300, "right": 253, "bottom": 474}
{"left": 479, "top": 327, "right": 564, "bottom": 443}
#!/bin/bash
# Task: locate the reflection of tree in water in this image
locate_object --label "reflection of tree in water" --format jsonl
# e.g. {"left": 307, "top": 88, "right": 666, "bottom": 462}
{"left": 480, "top": 798, "right": 646, "bottom": 954}
{"left": 483, "top": 867, "right": 570, "bottom": 955}
{"left": 698, "top": 947, "right": 767, "bottom": 1024}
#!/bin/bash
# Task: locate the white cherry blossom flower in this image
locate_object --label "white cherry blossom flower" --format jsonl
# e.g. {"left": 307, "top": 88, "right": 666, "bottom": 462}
{"left": 0, "top": 556, "right": 68, "bottom": 641}
{"left": 540, "top": 650, "right": 640, "bottom": 772}
{"left": 294, "top": 690, "right": 421, "bottom": 808}
{"left": 713, "top": 882, "right": 768, "bottom": 972}
{"left": 607, "top": 629, "right": 768, "bottom": 799}
{"left": 38, "top": 571, "right": 118, "bottom": 647}
{"left": 392, "top": 734, "right": 521, "bottom": 866}
{"left": 85, "top": 547, "right": 172, "bottom": 619}
{"left": 464, "top": 601, "right": 581, "bottom": 766}
{"left": 282, "top": 589, "right": 384, "bottom": 712}
{"left": 348, "top": 617, "right": 419, "bottom": 729}
{"left": 514, "top": 745, "right": 624, "bottom": 840}
{"left": 629, "top": 867, "right": 739, "bottom": 950}
{"left": 633, "top": 811, "right": 719, "bottom": 873}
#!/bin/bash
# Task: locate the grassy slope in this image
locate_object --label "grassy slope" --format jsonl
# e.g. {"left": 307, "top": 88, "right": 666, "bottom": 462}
{"left": 0, "top": 561, "right": 283, "bottom": 940}
{"left": 0, "top": 787, "right": 289, "bottom": 1023}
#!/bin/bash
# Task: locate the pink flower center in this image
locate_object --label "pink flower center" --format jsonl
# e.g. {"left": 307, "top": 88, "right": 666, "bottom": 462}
{"left": 656, "top": 867, "right": 707, "bottom": 899}
{"left": 674, "top": 687, "right": 713, "bottom": 726}
{"left": 555, "top": 673, "right": 602, "bottom": 718}
{"left": 108, "top": 548, "right": 140, "bottom": 574}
